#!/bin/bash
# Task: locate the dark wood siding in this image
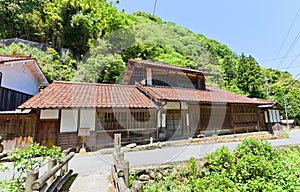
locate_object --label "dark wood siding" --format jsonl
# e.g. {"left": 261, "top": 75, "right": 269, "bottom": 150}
{"left": 189, "top": 104, "right": 231, "bottom": 133}
{"left": 58, "top": 132, "right": 80, "bottom": 150}
{"left": 0, "top": 86, "right": 32, "bottom": 111}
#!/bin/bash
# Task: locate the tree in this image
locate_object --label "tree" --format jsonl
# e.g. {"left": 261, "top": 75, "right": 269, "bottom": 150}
{"left": 220, "top": 56, "right": 237, "bottom": 87}
{"left": 235, "top": 54, "right": 264, "bottom": 98}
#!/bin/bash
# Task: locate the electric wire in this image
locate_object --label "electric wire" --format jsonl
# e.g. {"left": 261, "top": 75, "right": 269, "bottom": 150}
{"left": 275, "top": 7, "right": 300, "bottom": 66}
{"left": 276, "top": 31, "right": 300, "bottom": 68}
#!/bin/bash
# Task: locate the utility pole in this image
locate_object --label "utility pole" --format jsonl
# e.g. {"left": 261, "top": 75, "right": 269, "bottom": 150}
{"left": 264, "top": 76, "right": 270, "bottom": 99}
{"left": 283, "top": 96, "right": 289, "bottom": 129}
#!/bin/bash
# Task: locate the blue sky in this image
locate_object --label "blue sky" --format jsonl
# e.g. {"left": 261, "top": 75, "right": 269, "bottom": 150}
{"left": 116, "top": 0, "right": 300, "bottom": 79}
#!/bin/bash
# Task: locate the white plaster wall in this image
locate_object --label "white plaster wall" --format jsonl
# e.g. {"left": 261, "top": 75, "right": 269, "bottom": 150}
{"left": 146, "top": 68, "right": 152, "bottom": 85}
{"left": 0, "top": 61, "right": 39, "bottom": 95}
{"left": 80, "top": 110, "right": 96, "bottom": 131}
{"left": 164, "top": 102, "right": 180, "bottom": 109}
{"left": 40, "top": 110, "right": 59, "bottom": 119}
{"left": 157, "top": 111, "right": 161, "bottom": 127}
{"left": 61, "top": 110, "right": 78, "bottom": 132}
{"left": 181, "top": 102, "right": 188, "bottom": 109}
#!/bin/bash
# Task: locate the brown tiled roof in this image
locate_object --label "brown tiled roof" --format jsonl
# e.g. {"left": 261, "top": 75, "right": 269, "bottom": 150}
{"left": 128, "top": 59, "right": 210, "bottom": 75}
{"left": 0, "top": 55, "right": 32, "bottom": 62}
{"left": 19, "top": 81, "right": 157, "bottom": 109}
{"left": 136, "top": 83, "right": 273, "bottom": 105}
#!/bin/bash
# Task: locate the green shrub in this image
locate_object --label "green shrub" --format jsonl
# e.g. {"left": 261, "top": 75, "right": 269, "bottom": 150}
{"left": 137, "top": 139, "right": 300, "bottom": 191}
{"left": 0, "top": 143, "right": 63, "bottom": 191}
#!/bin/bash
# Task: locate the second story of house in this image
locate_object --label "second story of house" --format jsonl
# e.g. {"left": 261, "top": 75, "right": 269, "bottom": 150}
{"left": 122, "top": 59, "right": 210, "bottom": 90}
{"left": 0, "top": 55, "right": 49, "bottom": 95}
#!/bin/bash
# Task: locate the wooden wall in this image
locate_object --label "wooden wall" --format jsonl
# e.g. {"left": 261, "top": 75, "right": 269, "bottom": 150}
{"left": 127, "top": 67, "right": 205, "bottom": 90}
{"left": 188, "top": 104, "right": 260, "bottom": 135}
{"left": 0, "top": 86, "right": 32, "bottom": 111}
{"left": 0, "top": 113, "right": 37, "bottom": 140}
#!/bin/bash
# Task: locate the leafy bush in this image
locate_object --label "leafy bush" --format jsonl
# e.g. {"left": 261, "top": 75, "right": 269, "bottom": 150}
{"left": 0, "top": 143, "right": 63, "bottom": 191}
{"left": 139, "top": 139, "right": 300, "bottom": 192}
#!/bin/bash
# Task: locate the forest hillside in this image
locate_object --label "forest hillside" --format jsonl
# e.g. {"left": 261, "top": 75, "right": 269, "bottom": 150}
{"left": 0, "top": 0, "right": 299, "bottom": 121}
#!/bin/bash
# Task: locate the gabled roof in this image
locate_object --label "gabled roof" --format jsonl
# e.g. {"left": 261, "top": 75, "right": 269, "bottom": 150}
{"left": 0, "top": 55, "right": 32, "bottom": 62}
{"left": 123, "top": 59, "right": 210, "bottom": 84}
{"left": 136, "top": 83, "right": 273, "bottom": 105}
{"left": 19, "top": 81, "right": 157, "bottom": 109}
{"left": 0, "top": 54, "right": 49, "bottom": 86}
{"left": 258, "top": 102, "right": 284, "bottom": 110}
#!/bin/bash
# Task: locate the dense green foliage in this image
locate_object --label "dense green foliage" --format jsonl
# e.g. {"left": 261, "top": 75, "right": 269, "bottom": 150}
{"left": 0, "top": 0, "right": 128, "bottom": 56}
{"left": 0, "top": 143, "right": 63, "bottom": 191}
{"left": 0, "top": 0, "right": 299, "bottom": 120}
{"left": 136, "top": 139, "right": 300, "bottom": 192}
{"left": 0, "top": 43, "right": 78, "bottom": 82}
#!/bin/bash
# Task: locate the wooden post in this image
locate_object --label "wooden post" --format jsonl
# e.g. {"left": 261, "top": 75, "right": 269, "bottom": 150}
{"left": 114, "top": 133, "right": 121, "bottom": 152}
{"left": 122, "top": 160, "right": 129, "bottom": 187}
{"left": 47, "top": 159, "right": 57, "bottom": 186}
{"left": 60, "top": 150, "right": 69, "bottom": 176}
{"left": 25, "top": 170, "right": 39, "bottom": 192}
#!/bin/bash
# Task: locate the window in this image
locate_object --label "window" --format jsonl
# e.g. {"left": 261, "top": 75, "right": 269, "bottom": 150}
{"left": 131, "top": 111, "right": 150, "bottom": 122}
{"left": 98, "top": 110, "right": 154, "bottom": 131}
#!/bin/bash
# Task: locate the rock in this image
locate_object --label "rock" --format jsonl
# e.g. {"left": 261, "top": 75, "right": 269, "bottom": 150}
{"left": 125, "top": 143, "right": 137, "bottom": 149}
{"left": 161, "top": 169, "right": 169, "bottom": 176}
{"left": 139, "top": 174, "right": 150, "bottom": 181}
{"left": 130, "top": 168, "right": 146, "bottom": 176}
{"left": 157, "top": 172, "right": 163, "bottom": 180}
{"left": 149, "top": 171, "right": 156, "bottom": 180}
{"left": 171, "top": 168, "right": 177, "bottom": 177}
{"left": 132, "top": 180, "right": 143, "bottom": 192}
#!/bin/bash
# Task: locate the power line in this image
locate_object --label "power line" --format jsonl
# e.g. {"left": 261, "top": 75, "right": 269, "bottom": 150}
{"left": 285, "top": 53, "right": 300, "bottom": 69}
{"left": 275, "top": 7, "right": 300, "bottom": 66}
{"left": 259, "top": 52, "right": 300, "bottom": 63}
{"left": 276, "top": 31, "right": 300, "bottom": 68}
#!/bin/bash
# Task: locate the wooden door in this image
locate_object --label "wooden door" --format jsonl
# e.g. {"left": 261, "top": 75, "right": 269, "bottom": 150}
{"left": 166, "top": 110, "right": 182, "bottom": 138}
{"left": 188, "top": 105, "right": 200, "bottom": 134}
{"left": 39, "top": 120, "right": 59, "bottom": 148}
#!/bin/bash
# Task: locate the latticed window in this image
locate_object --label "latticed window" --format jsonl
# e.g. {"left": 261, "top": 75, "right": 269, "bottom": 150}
{"left": 131, "top": 111, "right": 150, "bottom": 122}
{"left": 98, "top": 110, "right": 153, "bottom": 130}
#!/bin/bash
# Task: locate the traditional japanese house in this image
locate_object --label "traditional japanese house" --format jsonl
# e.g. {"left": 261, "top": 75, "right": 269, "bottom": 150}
{"left": 17, "top": 59, "right": 281, "bottom": 150}
{"left": 19, "top": 82, "right": 158, "bottom": 149}
{"left": 123, "top": 59, "right": 281, "bottom": 139}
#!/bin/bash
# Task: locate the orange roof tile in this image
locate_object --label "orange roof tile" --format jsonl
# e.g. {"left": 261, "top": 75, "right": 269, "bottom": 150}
{"left": 136, "top": 83, "right": 273, "bottom": 105}
{"left": 19, "top": 81, "right": 157, "bottom": 109}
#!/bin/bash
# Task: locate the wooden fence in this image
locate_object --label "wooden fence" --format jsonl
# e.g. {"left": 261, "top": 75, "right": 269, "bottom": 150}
{"left": 111, "top": 134, "right": 144, "bottom": 192}
{"left": 25, "top": 150, "right": 75, "bottom": 192}
{"left": 111, "top": 134, "right": 130, "bottom": 192}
